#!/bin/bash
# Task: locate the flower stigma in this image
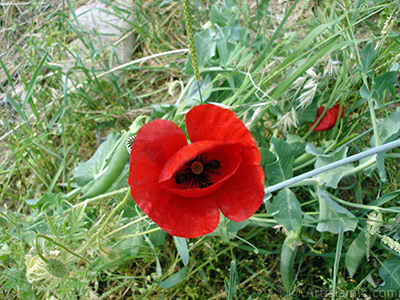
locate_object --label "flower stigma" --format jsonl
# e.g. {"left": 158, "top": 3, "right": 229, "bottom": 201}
{"left": 175, "top": 153, "right": 221, "bottom": 189}
{"left": 191, "top": 161, "right": 204, "bottom": 175}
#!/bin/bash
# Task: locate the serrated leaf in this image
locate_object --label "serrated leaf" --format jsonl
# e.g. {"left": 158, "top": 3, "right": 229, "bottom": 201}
{"left": 73, "top": 131, "right": 121, "bottom": 187}
{"left": 378, "top": 257, "right": 400, "bottom": 291}
{"left": 65, "top": 202, "right": 88, "bottom": 240}
{"left": 267, "top": 188, "right": 303, "bottom": 231}
{"left": 316, "top": 189, "right": 358, "bottom": 234}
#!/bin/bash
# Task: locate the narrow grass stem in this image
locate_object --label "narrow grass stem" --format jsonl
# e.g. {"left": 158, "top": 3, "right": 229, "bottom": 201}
{"left": 265, "top": 139, "right": 400, "bottom": 195}
{"left": 68, "top": 187, "right": 129, "bottom": 210}
{"left": 340, "top": 5, "right": 380, "bottom": 147}
{"left": 332, "top": 227, "right": 344, "bottom": 300}
{"left": 35, "top": 234, "right": 90, "bottom": 264}
{"left": 80, "top": 189, "right": 131, "bottom": 252}
{"left": 117, "top": 227, "right": 161, "bottom": 239}
{"left": 105, "top": 215, "right": 148, "bottom": 238}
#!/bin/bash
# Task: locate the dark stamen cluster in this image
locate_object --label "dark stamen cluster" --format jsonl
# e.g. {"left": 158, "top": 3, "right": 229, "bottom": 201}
{"left": 175, "top": 153, "right": 221, "bottom": 188}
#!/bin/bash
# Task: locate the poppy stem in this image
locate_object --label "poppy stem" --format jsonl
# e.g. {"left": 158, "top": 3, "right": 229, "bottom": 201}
{"left": 196, "top": 80, "right": 203, "bottom": 103}
{"left": 35, "top": 234, "right": 91, "bottom": 264}
{"left": 264, "top": 138, "right": 400, "bottom": 195}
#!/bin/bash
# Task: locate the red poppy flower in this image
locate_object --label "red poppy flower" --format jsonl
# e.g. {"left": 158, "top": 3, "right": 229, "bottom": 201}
{"left": 308, "top": 103, "right": 345, "bottom": 131}
{"left": 128, "top": 104, "right": 265, "bottom": 238}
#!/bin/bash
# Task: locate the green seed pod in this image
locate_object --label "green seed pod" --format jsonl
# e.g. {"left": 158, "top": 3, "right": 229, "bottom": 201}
{"left": 46, "top": 258, "right": 69, "bottom": 278}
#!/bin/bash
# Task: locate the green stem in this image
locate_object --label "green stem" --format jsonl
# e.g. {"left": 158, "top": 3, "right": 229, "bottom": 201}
{"left": 340, "top": 5, "right": 380, "bottom": 147}
{"left": 265, "top": 139, "right": 400, "bottom": 195}
{"left": 80, "top": 189, "right": 131, "bottom": 253}
{"left": 224, "top": 217, "right": 235, "bottom": 260}
{"left": 117, "top": 227, "right": 162, "bottom": 240}
{"left": 35, "top": 234, "right": 90, "bottom": 264}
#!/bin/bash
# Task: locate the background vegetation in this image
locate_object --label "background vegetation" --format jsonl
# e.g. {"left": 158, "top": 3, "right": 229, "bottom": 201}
{"left": 1, "top": 0, "right": 400, "bottom": 299}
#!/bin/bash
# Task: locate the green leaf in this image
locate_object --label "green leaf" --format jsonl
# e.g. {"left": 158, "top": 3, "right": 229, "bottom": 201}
{"left": 118, "top": 223, "right": 144, "bottom": 257}
{"left": 306, "top": 144, "right": 354, "bottom": 188}
{"left": 184, "top": 75, "right": 212, "bottom": 104}
{"left": 184, "top": 29, "right": 216, "bottom": 75}
{"left": 378, "top": 257, "right": 400, "bottom": 291}
{"left": 359, "top": 84, "right": 371, "bottom": 99}
{"left": 26, "top": 192, "right": 63, "bottom": 209}
{"left": 158, "top": 265, "right": 188, "bottom": 289}
{"left": 173, "top": 236, "right": 189, "bottom": 266}
{"left": 259, "top": 147, "right": 276, "bottom": 169}
{"left": 358, "top": 42, "right": 376, "bottom": 75}
{"left": 372, "top": 71, "right": 397, "bottom": 94}
{"left": 264, "top": 138, "right": 296, "bottom": 185}
{"left": 370, "top": 109, "right": 400, "bottom": 181}
{"left": 73, "top": 131, "right": 121, "bottom": 187}
{"left": 360, "top": 189, "right": 400, "bottom": 215}
{"left": 371, "top": 108, "right": 400, "bottom": 147}
{"left": 148, "top": 227, "right": 167, "bottom": 246}
{"left": 267, "top": 188, "right": 303, "bottom": 231}
{"left": 216, "top": 39, "right": 235, "bottom": 66}
{"left": 345, "top": 228, "right": 377, "bottom": 278}
{"left": 210, "top": 4, "right": 231, "bottom": 26}
{"left": 280, "top": 231, "right": 301, "bottom": 292}
{"left": 297, "top": 96, "right": 319, "bottom": 126}
{"left": 316, "top": 189, "right": 358, "bottom": 234}
{"left": 206, "top": 216, "right": 249, "bottom": 242}
{"left": 210, "top": 1, "right": 237, "bottom": 27}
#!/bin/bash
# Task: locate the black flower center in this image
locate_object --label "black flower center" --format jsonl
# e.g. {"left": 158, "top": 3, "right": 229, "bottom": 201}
{"left": 174, "top": 153, "right": 221, "bottom": 189}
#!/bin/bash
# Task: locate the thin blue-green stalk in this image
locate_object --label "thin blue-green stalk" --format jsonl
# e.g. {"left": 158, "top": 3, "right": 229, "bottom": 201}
{"left": 265, "top": 139, "right": 400, "bottom": 195}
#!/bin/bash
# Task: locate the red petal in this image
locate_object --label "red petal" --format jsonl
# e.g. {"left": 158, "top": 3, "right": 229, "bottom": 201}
{"left": 213, "top": 164, "right": 265, "bottom": 222}
{"left": 159, "top": 141, "right": 242, "bottom": 198}
{"left": 129, "top": 119, "right": 186, "bottom": 219}
{"left": 135, "top": 184, "right": 220, "bottom": 238}
{"left": 129, "top": 119, "right": 220, "bottom": 238}
{"left": 186, "top": 104, "right": 261, "bottom": 166}
{"left": 309, "top": 104, "right": 345, "bottom": 131}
